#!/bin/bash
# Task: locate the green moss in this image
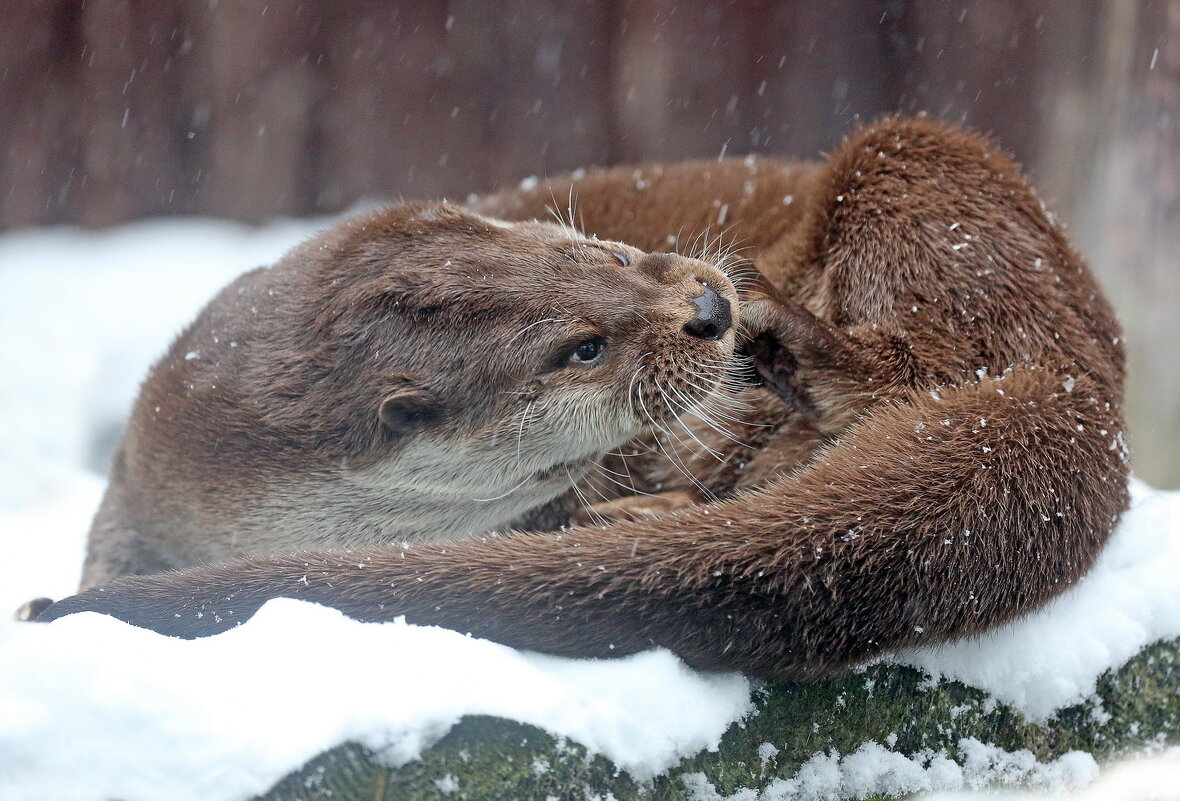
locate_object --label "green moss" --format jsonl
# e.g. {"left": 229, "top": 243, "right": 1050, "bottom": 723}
{"left": 257, "top": 637, "right": 1180, "bottom": 801}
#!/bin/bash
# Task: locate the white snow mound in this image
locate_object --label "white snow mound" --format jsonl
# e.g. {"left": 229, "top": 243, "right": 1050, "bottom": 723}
{"left": 0, "top": 600, "right": 749, "bottom": 801}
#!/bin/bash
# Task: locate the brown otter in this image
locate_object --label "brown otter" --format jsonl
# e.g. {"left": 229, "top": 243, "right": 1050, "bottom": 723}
{"left": 37, "top": 116, "right": 1129, "bottom": 680}
{"left": 70, "top": 203, "right": 741, "bottom": 590}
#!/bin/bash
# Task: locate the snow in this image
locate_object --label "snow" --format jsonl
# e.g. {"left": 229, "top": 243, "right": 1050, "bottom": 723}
{"left": 923, "top": 750, "right": 1180, "bottom": 801}
{"left": 682, "top": 740, "right": 1097, "bottom": 801}
{"left": 0, "top": 600, "right": 750, "bottom": 801}
{"left": 1, "top": 219, "right": 1178, "bottom": 800}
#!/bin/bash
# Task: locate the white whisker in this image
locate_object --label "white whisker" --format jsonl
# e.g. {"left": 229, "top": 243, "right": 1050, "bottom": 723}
{"left": 472, "top": 473, "right": 533, "bottom": 503}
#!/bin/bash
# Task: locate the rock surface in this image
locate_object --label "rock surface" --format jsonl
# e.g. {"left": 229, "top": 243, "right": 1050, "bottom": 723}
{"left": 257, "top": 637, "right": 1179, "bottom": 801}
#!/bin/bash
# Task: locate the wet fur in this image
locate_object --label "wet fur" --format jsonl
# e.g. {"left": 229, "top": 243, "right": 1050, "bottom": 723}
{"left": 39, "top": 116, "right": 1129, "bottom": 679}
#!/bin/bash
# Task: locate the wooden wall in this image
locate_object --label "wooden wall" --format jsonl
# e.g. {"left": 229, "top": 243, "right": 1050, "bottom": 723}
{"left": 2, "top": 0, "right": 1178, "bottom": 485}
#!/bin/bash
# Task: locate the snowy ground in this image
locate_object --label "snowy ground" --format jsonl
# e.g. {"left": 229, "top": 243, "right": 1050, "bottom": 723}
{"left": 1, "top": 219, "right": 1178, "bottom": 801}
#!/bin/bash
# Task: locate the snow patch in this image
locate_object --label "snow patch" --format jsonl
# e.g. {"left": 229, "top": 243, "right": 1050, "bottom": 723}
{"left": 925, "top": 750, "right": 1180, "bottom": 800}
{"left": 0, "top": 600, "right": 751, "bottom": 801}
{"left": 681, "top": 740, "right": 1095, "bottom": 801}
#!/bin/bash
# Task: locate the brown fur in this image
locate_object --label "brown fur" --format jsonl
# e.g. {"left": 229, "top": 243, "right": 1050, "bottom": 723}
{"left": 38, "top": 116, "right": 1129, "bottom": 680}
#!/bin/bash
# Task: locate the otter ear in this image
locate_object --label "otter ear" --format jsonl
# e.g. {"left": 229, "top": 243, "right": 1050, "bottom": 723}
{"left": 378, "top": 383, "right": 445, "bottom": 438}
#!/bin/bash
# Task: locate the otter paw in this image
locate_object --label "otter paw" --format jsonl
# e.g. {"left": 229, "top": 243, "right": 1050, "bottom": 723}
{"left": 571, "top": 491, "right": 698, "bottom": 526}
{"left": 739, "top": 297, "right": 832, "bottom": 418}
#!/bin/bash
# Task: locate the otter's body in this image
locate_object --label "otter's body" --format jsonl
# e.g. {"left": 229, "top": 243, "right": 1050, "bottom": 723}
{"left": 45, "top": 117, "right": 1129, "bottom": 680}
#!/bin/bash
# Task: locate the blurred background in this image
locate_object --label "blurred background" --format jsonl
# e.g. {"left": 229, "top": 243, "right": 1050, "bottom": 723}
{"left": 1, "top": 0, "right": 1177, "bottom": 487}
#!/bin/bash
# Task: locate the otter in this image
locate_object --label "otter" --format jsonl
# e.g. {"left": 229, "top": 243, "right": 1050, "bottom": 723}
{"left": 71, "top": 203, "right": 741, "bottom": 589}
{"left": 37, "top": 116, "right": 1129, "bottom": 681}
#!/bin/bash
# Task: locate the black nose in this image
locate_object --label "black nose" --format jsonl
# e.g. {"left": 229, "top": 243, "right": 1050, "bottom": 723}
{"left": 683, "top": 285, "right": 732, "bottom": 340}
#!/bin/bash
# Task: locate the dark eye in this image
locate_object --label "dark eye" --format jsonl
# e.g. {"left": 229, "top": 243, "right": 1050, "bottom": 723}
{"left": 611, "top": 251, "right": 631, "bottom": 267}
{"left": 569, "top": 336, "right": 607, "bottom": 365}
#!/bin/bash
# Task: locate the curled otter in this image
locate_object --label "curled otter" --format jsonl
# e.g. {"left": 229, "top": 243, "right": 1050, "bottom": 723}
{"left": 38, "top": 116, "right": 1129, "bottom": 680}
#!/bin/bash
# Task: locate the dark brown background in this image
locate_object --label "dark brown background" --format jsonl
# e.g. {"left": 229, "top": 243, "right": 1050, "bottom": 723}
{"left": 2, "top": 0, "right": 1178, "bottom": 486}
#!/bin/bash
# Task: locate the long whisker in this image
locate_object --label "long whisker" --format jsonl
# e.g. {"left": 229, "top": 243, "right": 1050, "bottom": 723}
{"left": 566, "top": 466, "right": 609, "bottom": 528}
{"left": 675, "top": 384, "right": 753, "bottom": 436}
{"left": 675, "top": 370, "right": 757, "bottom": 413}
{"left": 636, "top": 379, "right": 711, "bottom": 498}
{"left": 472, "top": 473, "right": 533, "bottom": 503}
{"left": 586, "top": 463, "right": 660, "bottom": 500}
{"left": 667, "top": 382, "right": 748, "bottom": 448}
{"left": 515, "top": 400, "right": 536, "bottom": 468}
{"left": 508, "top": 317, "right": 569, "bottom": 344}
{"left": 576, "top": 464, "right": 624, "bottom": 507}
{"left": 626, "top": 351, "right": 654, "bottom": 418}
{"left": 657, "top": 383, "right": 724, "bottom": 461}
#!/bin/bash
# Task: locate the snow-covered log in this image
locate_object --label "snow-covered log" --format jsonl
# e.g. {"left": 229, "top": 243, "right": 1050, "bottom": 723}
{"left": 260, "top": 636, "right": 1180, "bottom": 801}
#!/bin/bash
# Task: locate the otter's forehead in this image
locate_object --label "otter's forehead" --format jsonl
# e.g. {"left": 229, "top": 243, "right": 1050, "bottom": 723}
{"left": 328, "top": 208, "right": 656, "bottom": 319}
{"left": 391, "top": 256, "right": 657, "bottom": 330}
{"left": 305, "top": 203, "right": 738, "bottom": 352}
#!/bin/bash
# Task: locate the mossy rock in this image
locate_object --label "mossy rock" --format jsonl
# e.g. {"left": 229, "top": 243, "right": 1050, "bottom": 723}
{"left": 257, "top": 637, "right": 1179, "bottom": 800}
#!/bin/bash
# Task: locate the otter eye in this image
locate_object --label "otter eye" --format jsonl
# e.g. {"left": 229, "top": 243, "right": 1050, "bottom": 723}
{"left": 569, "top": 336, "right": 607, "bottom": 366}
{"left": 611, "top": 251, "right": 631, "bottom": 267}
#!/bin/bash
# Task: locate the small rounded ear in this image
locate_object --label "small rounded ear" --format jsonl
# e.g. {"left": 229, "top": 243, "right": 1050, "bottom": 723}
{"left": 378, "top": 384, "right": 445, "bottom": 438}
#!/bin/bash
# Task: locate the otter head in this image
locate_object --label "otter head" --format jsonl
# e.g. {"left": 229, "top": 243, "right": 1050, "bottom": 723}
{"left": 258, "top": 202, "right": 741, "bottom": 536}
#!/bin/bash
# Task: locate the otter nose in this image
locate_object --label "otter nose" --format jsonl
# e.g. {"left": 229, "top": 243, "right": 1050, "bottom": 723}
{"left": 683, "top": 285, "right": 732, "bottom": 340}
